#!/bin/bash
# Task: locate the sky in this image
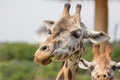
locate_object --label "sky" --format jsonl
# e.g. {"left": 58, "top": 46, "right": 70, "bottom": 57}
{"left": 0, "top": 0, "right": 120, "bottom": 43}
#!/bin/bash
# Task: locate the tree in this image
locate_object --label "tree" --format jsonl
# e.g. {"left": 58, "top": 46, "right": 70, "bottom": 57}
{"left": 94, "top": 0, "right": 108, "bottom": 53}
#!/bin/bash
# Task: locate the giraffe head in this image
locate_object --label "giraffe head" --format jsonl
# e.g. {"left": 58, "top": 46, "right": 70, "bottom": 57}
{"left": 34, "top": 3, "right": 110, "bottom": 65}
{"left": 79, "top": 44, "right": 120, "bottom": 80}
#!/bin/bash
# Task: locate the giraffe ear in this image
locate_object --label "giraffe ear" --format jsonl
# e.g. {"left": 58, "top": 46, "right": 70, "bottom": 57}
{"left": 84, "top": 30, "right": 110, "bottom": 44}
{"left": 80, "top": 22, "right": 87, "bottom": 30}
{"left": 79, "top": 58, "right": 90, "bottom": 69}
{"left": 116, "top": 62, "right": 120, "bottom": 72}
{"left": 43, "top": 20, "right": 55, "bottom": 30}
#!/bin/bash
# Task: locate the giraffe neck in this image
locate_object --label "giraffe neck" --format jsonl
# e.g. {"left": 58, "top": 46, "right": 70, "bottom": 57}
{"left": 56, "top": 59, "right": 78, "bottom": 80}
{"left": 56, "top": 41, "right": 84, "bottom": 80}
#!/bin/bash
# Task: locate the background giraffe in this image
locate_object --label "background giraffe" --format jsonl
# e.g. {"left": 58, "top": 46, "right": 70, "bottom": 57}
{"left": 79, "top": 44, "right": 120, "bottom": 80}
{"left": 34, "top": 3, "right": 110, "bottom": 80}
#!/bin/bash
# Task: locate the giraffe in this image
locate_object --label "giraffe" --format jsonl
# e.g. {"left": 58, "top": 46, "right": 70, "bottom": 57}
{"left": 79, "top": 44, "right": 120, "bottom": 80}
{"left": 34, "top": 3, "right": 110, "bottom": 80}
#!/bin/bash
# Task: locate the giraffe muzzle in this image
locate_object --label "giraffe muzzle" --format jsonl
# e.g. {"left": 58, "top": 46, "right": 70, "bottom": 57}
{"left": 34, "top": 48, "right": 54, "bottom": 65}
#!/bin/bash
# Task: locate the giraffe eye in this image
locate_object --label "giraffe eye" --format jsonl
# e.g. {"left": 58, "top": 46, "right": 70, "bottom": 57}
{"left": 111, "top": 65, "right": 116, "bottom": 71}
{"left": 48, "top": 30, "right": 51, "bottom": 34}
{"left": 71, "top": 29, "right": 82, "bottom": 38}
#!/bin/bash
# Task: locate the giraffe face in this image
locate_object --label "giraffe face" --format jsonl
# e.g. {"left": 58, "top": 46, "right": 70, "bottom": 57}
{"left": 89, "top": 54, "right": 116, "bottom": 80}
{"left": 34, "top": 3, "right": 110, "bottom": 65}
{"left": 79, "top": 45, "right": 120, "bottom": 80}
{"left": 35, "top": 16, "right": 84, "bottom": 64}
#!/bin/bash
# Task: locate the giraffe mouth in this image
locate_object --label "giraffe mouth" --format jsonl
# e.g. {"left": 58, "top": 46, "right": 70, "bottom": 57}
{"left": 34, "top": 49, "right": 54, "bottom": 65}
{"left": 34, "top": 55, "right": 53, "bottom": 65}
{"left": 41, "top": 58, "right": 52, "bottom": 65}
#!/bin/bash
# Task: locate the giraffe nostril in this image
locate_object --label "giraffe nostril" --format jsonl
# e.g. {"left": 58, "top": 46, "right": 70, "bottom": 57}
{"left": 103, "top": 74, "right": 107, "bottom": 78}
{"left": 97, "top": 75, "right": 100, "bottom": 78}
{"left": 40, "top": 46, "right": 48, "bottom": 51}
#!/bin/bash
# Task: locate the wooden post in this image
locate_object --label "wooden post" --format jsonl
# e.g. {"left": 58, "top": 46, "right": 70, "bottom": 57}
{"left": 94, "top": 0, "right": 108, "bottom": 53}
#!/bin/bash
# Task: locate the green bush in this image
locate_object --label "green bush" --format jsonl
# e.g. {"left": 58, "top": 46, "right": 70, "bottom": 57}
{"left": 0, "top": 61, "right": 34, "bottom": 80}
{"left": 0, "top": 42, "right": 38, "bottom": 61}
{"left": 112, "top": 42, "right": 120, "bottom": 61}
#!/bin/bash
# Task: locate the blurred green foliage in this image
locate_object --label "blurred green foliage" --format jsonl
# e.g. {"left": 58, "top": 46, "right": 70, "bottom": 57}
{"left": 0, "top": 42, "right": 120, "bottom": 80}
{"left": 0, "top": 42, "right": 38, "bottom": 61}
